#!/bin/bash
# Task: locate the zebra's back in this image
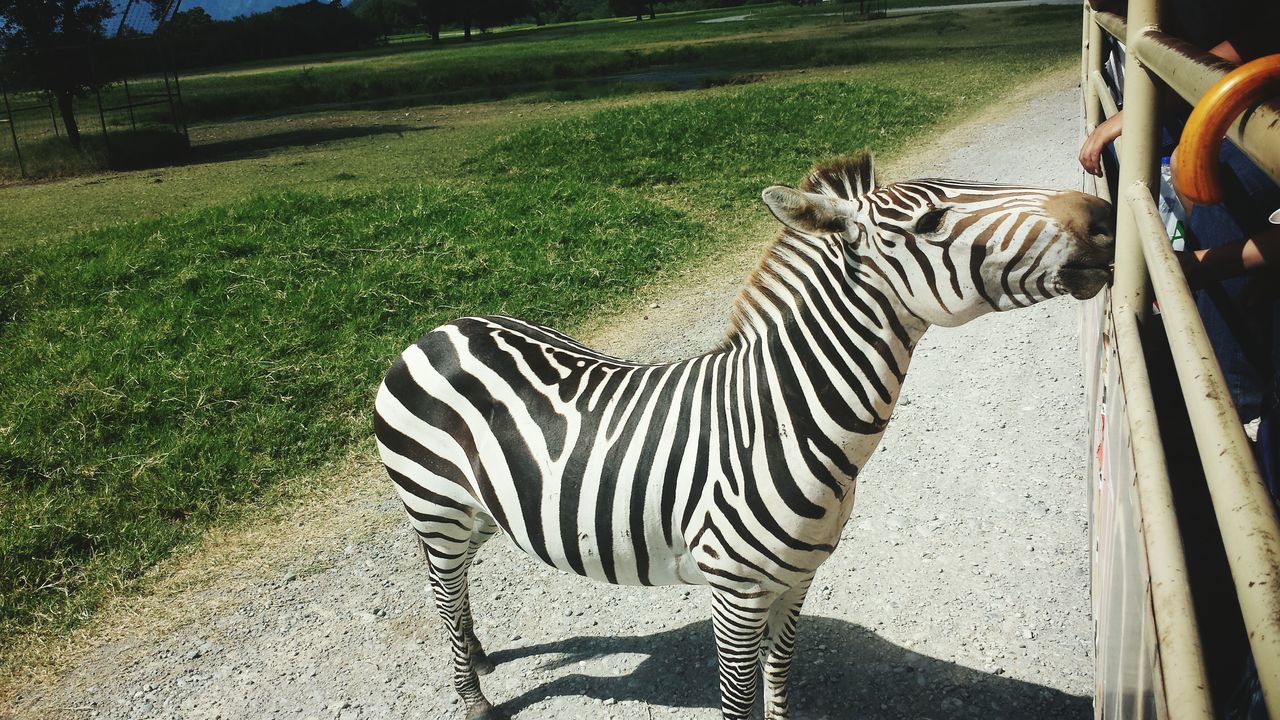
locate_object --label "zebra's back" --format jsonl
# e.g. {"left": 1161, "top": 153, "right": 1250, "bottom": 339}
{"left": 374, "top": 315, "right": 713, "bottom": 587}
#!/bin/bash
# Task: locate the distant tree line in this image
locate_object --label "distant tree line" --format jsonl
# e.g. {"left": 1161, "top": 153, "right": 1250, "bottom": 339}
{"left": 1, "top": 0, "right": 768, "bottom": 152}
{"left": 349, "top": 0, "right": 762, "bottom": 40}
{"left": 350, "top": 0, "right": 616, "bottom": 41}
{"left": 158, "top": 2, "right": 378, "bottom": 69}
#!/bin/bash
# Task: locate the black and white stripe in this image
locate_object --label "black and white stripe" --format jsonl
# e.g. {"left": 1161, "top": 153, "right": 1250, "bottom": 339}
{"left": 375, "top": 152, "right": 1113, "bottom": 720}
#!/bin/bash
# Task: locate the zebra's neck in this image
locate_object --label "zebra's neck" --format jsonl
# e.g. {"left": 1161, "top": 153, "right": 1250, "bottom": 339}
{"left": 718, "top": 231, "right": 928, "bottom": 473}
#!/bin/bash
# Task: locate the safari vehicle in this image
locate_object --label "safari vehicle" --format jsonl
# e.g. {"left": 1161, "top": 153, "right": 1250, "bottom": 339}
{"left": 1078, "top": 1, "right": 1280, "bottom": 716}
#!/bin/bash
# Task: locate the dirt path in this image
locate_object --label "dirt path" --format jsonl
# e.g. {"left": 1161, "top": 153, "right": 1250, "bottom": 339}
{"left": 4, "top": 69, "right": 1093, "bottom": 720}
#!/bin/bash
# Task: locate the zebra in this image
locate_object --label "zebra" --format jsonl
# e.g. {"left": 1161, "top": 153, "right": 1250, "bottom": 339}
{"left": 373, "top": 151, "right": 1114, "bottom": 720}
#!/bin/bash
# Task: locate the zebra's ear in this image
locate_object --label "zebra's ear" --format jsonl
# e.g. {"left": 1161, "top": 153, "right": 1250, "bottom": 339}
{"left": 762, "top": 185, "right": 850, "bottom": 236}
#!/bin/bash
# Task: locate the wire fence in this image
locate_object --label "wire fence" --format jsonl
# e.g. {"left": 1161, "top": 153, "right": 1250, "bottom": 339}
{"left": 0, "top": 1, "right": 188, "bottom": 182}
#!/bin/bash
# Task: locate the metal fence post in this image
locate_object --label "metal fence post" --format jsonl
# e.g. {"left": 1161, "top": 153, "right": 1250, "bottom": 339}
{"left": 1110, "top": 0, "right": 1162, "bottom": 316}
{"left": 2, "top": 84, "right": 26, "bottom": 179}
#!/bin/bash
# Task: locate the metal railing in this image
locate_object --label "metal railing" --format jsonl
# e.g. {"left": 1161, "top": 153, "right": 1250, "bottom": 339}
{"left": 1081, "top": 1, "right": 1280, "bottom": 717}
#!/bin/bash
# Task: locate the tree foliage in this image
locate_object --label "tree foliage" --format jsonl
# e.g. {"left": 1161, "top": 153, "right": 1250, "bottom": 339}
{"left": 158, "top": 1, "right": 377, "bottom": 68}
{"left": 349, "top": 0, "right": 419, "bottom": 37}
{"left": 0, "top": 0, "right": 114, "bottom": 147}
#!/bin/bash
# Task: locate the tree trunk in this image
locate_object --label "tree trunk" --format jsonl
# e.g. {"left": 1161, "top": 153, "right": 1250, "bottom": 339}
{"left": 648, "top": 1, "right": 655, "bottom": 20}
{"left": 55, "top": 91, "right": 81, "bottom": 150}
{"left": 463, "top": 18, "right": 472, "bottom": 40}
{"left": 427, "top": 19, "right": 441, "bottom": 42}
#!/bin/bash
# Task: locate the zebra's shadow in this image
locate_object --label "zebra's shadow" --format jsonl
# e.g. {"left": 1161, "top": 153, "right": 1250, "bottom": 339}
{"left": 486, "top": 616, "right": 1090, "bottom": 718}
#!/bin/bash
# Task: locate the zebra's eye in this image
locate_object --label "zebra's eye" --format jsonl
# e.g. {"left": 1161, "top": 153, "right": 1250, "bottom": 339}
{"left": 915, "top": 207, "right": 948, "bottom": 235}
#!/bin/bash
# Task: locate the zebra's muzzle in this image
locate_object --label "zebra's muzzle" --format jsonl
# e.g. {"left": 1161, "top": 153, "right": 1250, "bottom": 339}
{"left": 1058, "top": 262, "right": 1113, "bottom": 299}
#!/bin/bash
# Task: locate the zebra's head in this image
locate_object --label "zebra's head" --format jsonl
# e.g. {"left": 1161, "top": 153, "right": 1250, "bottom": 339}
{"left": 761, "top": 152, "right": 1115, "bottom": 327}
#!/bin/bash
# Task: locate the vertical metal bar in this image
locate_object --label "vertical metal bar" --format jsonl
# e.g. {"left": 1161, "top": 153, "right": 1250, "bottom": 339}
{"left": 122, "top": 76, "right": 137, "bottom": 131}
{"left": 1126, "top": 186, "right": 1280, "bottom": 719}
{"left": 89, "top": 44, "right": 110, "bottom": 156}
{"left": 1112, "top": 306, "right": 1214, "bottom": 720}
{"left": 115, "top": 0, "right": 137, "bottom": 38}
{"left": 2, "top": 84, "right": 26, "bottom": 179}
{"left": 1085, "top": 8, "right": 1106, "bottom": 135}
{"left": 1110, "top": 0, "right": 1162, "bottom": 316}
{"left": 1081, "top": 3, "right": 1092, "bottom": 106}
{"left": 163, "top": 40, "right": 189, "bottom": 142}
{"left": 159, "top": 52, "right": 181, "bottom": 137}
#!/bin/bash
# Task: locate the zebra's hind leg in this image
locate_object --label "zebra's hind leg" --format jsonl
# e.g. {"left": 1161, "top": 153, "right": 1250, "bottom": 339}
{"left": 710, "top": 587, "right": 773, "bottom": 720}
{"left": 760, "top": 586, "right": 809, "bottom": 720}
{"left": 462, "top": 515, "right": 500, "bottom": 675}
{"left": 420, "top": 518, "right": 506, "bottom": 720}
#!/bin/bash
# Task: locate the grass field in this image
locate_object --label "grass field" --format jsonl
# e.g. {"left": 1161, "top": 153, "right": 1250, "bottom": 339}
{"left": 0, "top": 2, "right": 1081, "bottom": 674}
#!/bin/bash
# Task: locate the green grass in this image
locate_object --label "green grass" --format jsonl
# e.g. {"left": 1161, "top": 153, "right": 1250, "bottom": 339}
{"left": 0, "top": 5, "right": 1081, "bottom": 248}
{"left": 0, "top": 181, "right": 704, "bottom": 644}
{"left": 0, "top": 3, "right": 1081, "bottom": 664}
{"left": 0, "top": 129, "right": 189, "bottom": 182}
{"left": 479, "top": 81, "right": 947, "bottom": 199}
{"left": 119, "top": 4, "right": 1067, "bottom": 125}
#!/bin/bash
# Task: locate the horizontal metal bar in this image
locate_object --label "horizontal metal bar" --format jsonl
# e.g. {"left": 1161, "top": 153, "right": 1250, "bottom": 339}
{"left": 101, "top": 93, "right": 173, "bottom": 102}
{"left": 1124, "top": 182, "right": 1280, "bottom": 718}
{"left": 1131, "top": 30, "right": 1280, "bottom": 191}
{"left": 1111, "top": 304, "right": 1214, "bottom": 720}
{"left": 99, "top": 100, "right": 174, "bottom": 112}
{"left": 1094, "top": 10, "right": 1126, "bottom": 43}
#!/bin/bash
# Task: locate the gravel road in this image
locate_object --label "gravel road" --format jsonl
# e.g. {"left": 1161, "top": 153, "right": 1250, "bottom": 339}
{"left": 5, "top": 70, "right": 1094, "bottom": 720}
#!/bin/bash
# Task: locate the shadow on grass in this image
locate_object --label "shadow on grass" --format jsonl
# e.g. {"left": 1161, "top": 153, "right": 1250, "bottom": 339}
{"left": 191, "top": 123, "right": 434, "bottom": 162}
{"left": 486, "top": 617, "right": 1089, "bottom": 719}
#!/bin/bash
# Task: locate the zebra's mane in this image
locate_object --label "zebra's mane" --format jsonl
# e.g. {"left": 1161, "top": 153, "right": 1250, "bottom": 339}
{"left": 722, "top": 152, "right": 876, "bottom": 345}
{"left": 800, "top": 150, "right": 876, "bottom": 199}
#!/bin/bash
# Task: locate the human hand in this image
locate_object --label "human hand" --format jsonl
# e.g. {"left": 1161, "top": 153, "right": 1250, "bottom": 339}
{"left": 1080, "top": 114, "right": 1124, "bottom": 177}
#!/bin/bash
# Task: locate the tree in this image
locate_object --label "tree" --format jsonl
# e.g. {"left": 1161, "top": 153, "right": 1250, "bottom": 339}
{"left": 0, "top": 0, "right": 114, "bottom": 149}
{"left": 528, "top": 0, "right": 562, "bottom": 26}
{"left": 414, "top": 0, "right": 445, "bottom": 42}
{"left": 163, "top": 6, "right": 215, "bottom": 36}
{"left": 349, "top": 0, "right": 418, "bottom": 39}
{"left": 607, "top": 0, "right": 655, "bottom": 21}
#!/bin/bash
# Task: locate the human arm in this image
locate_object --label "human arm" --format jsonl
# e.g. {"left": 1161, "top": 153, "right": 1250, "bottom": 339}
{"left": 1080, "top": 112, "right": 1124, "bottom": 177}
{"left": 1178, "top": 225, "right": 1280, "bottom": 289}
{"left": 1080, "top": 34, "right": 1256, "bottom": 178}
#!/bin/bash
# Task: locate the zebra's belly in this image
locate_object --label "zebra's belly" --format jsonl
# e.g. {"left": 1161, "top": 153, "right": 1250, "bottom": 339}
{"left": 497, "top": 518, "right": 709, "bottom": 587}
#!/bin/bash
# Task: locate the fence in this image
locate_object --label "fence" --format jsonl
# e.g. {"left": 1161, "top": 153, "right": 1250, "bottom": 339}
{"left": 0, "top": 15, "right": 188, "bottom": 181}
{"left": 1080, "top": 1, "right": 1280, "bottom": 717}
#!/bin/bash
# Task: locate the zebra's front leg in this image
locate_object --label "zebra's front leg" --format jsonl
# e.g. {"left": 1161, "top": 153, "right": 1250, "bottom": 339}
{"left": 422, "top": 529, "right": 505, "bottom": 720}
{"left": 711, "top": 587, "right": 773, "bottom": 720}
{"left": 760, "top": 586, "right": 809, "bottom": 720}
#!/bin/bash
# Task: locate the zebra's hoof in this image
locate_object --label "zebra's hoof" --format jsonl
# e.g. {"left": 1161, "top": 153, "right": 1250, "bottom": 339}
{"left": 464, "top": 700, "right": 507, "bottom": 720}
{"left": 472, "top": 651, "right": 496, "bottom": 676}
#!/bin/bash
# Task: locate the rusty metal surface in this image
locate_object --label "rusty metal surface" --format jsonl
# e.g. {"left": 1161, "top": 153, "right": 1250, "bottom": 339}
{"left": 1084, "top": 292, "right": 1157, "bottom": 720}
{"left": 1109, "top": 0, "right": 1160, "bottom": 323}
{"left": 1125, "top": 184, "right": 1280, "bottom": 719}
{"left": 1111, "top": 306, "right": 1213, "bottom": 720}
